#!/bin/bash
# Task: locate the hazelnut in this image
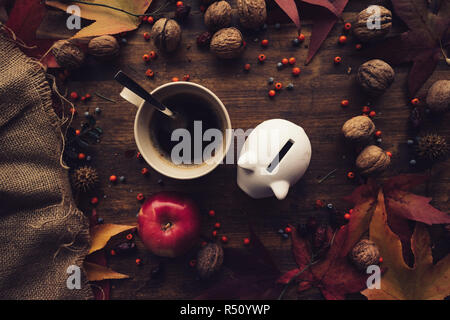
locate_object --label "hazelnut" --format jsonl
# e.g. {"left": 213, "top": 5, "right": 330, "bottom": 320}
{"left": 197, "top": 243, "right": 224, "bottom": 279}
{"left": 357, "top": 59, "right": 395, "bottom": 96}
{"left": 350, "top": 239, "right": 380, "bottom": 271}
{"left": 342, "top": 115, "right": 376, "bottom": 142}
{"left": 210, "top": 27, "right": 245, "bottom": 59}
{"left": 353, "top": 5, "right": 392, "bottom": 42}
{"left": 426, "top": 80, "right": 450, "bottom": 113}
{"left": 151, "top": 18, "right": 182, "bottom": 52}
{"left": 237, "top": 0, "right": 267, "bottom": 29}
{"left": 356, "top": 145, "right": 391, "bottom": 175}
{"left": 204, "top": 1, "right": 232, "bottom": 31}
{"left": 51, "top": 40, "right": 85, "bottom": 70}
{"left": 88, "top": 35, "right": 120, "bottom": 59}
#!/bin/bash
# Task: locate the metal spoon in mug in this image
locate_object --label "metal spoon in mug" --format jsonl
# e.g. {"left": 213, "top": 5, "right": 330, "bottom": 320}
{"left": 114, "top": 71, "right": 187, "bottom": 129}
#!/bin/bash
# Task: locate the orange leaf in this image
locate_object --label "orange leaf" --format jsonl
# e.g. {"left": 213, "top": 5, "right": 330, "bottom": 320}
{"left": 89, "top": 223, "right": 136, "bottom": 254}
{"left": 84, "top": 262, "right": 129, "bottom": 281}
{"left": 362, "top": 190, "right": 450, "bottom": 300}
{"left": 46, "top": 0, "right": 152, "bottom": 38}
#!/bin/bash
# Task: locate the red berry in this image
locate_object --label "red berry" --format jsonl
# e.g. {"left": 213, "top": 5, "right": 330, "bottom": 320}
{"left": 149, "top": 51, "right": 157, "bottom": 59}
{"left": 284, "top": 227, "right": 292, "bottom": 234}
{"left": 379, "top": 257, "right": 383, "bottom": 263}
{"left": 183, "top": 74, "right": 190, "bottom": 81}
{"left": 258, "top": 54, "right": 266, "bottom": 62}
{"left": 136, "top": 193, "right": 144, "bottom": 201}
{"left": 85, "top": 93, "right": 91, "bottom": 100}
{"left": 344, "top": 22, "right": 352, "bottom": 30}
{"left": 362, "top": 106, "right": 371, "bottom": 114}
{"left": 288, "top": 57, "right": 296, "bottom": 65}
{"left": 110, "top": 249, "right": 116, "bottom": 256}
{"left": 146, "top": 69, "right": 154, "bottom": 78}
{"left": 334, "top": 56, "right": 342, "bottom": 64}
{"left": 90, "top": 197, "right": 99, "bottom": 205}
{"left": 268, "top": 90, "right": 276, "bottom": 97}
{"left": 143, "top": 32, "right": 150, "bottom": 41}
{"left": 201, "top": 241, "right": 207, "bottom": 247}
{"left": 147, "top": 16, "right": 154, "bottom": 24}
{"left": 136, "top": 152, "right": 142, "bottom": 160}
{"left": 297, "top": 34, "right": 305, "bottom": 42}
{"left": 78, "top": 153, "right": 86, "bottom": 160}
{"left": 221, "top": 236, "right": 228, "bottom": 243}
{"left": 411, "top": 98, "right": 420, "bottom": 105}
{"left": 341, "top": 99, "right": 349, "bottom": 107}
{"left": 172, "top": 77, "right": 179, "bottom": 82}
{"left": 135, "top": 258, "right": 142, "bottom": 265}
{"left": 347, "top": 171, "right": 355, "bottom": 179}
{"left": 109, "top": 175, "right": 117, "bottom": 182}
{"left": 315, "top": 199, "right": 325, "bottom": 208}
{"left": 292, "top": 67, "right": 301, "bottom": 76}
{"left": 69, "top": 107, "right": 77, "bottom": 115}
{"left": 81, "top": 96, "right": 86, "bottom": 102}
{"left": 143, "top": 54, "right": 150, "bottom": 62}
{"left": 349, "top": 209, "right": 354, "bottom": 214}
{"left": 338, "top": 35, "right": 347, "bottom": 44}
{"left": 214, "top": 222, "right": 221, "bottom": 229}
{"left": 375, "top": 130, "right": 382, "bottom": 137}
{"left": 261, "top": 39, "right": 269, "bottom": 47}
{"left": 75, "top": 129, "right": 81, "bottom": 136}
{"left": 189, "top": 259, "right": 196, "bottom": 267}
{"left": 275, "top": 82, "right": 282, "bottom": 90}
{"left": 369, "top": 111, "right": 376, "bottom": 117}
{"left": 141, "top": 167, "right": 149, "bottom": 175}
{"left": 70, "top": 92, "right": 78, "bottom": 100}
{"left": 243, "top": 238, "right": 250, "bottom": 245}
{"left": 386, "top": 151, "right": 392, "bottom": 157}
{"left": 344, "top": 213, "right": 351, "bottom": 220}
{"left": 355, "top": 43, "right": 362, "bottom": 50}
{"left": 281, "top": 58, "right": 289, "bottom": 65}
{"left": 212, "top": 230, "right": 218, "bottom": 237}
{"left": 126, "top": 233, "right": 133, "bottom": 240}
{"left": 176, "top": 1, "right": 183, "bottom": 7}
{"left": 208, "top": 210, "right": 215, "bottom": 217}
{"left": 244, "top": 63, "right": 251, "bottom": 71}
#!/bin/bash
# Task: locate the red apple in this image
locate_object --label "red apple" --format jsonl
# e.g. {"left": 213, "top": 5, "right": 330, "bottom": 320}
{"left": 137, "top": 192, "right": 201, "bottom": 258}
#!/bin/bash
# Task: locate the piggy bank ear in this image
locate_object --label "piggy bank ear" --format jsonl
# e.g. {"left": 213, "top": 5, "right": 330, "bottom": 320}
{"left": 237, "top": 152, "right": 256, "bottom": 171}
{"left": 270, "top": 180, "right": 290, "bottom": 200}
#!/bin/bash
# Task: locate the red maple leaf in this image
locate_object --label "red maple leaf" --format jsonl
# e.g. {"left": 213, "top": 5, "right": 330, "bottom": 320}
{"left": 369, "top": 0, "right": 450, "bottom": 96}
{"left": 278, "top": 224, "right": 368, "bottom": 300}
{"left": 272, "top": 0, "right": 349, "bottom": 64}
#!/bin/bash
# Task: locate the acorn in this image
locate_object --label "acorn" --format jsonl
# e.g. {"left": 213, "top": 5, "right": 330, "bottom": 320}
{"left": 416, "top": 134, "right": 448, "bottom": 162}
{"left": 72, "top": 166, "right": 99, "bottom": 192}
{"left": 350, "top": 239, "right": 380, "bottom": 271}
{"left": 196, "top": 243, "right": 224, "bottom": 279}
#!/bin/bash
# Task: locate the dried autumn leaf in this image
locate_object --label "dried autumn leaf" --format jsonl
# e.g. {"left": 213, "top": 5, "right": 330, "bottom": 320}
{"left": 84, "top": 262, "right": 129, "bottom": 281}
{"left": 45, "top": 0, "right": 152, "bottom": 38}
{"left": 362, "top": 190, "right": 450, "bottom": 300}
{"left": 89, "top": 223, "right": 136, "bottom": 254}
{"left": 369, "top": 0, "right": 450, "bottom": 96}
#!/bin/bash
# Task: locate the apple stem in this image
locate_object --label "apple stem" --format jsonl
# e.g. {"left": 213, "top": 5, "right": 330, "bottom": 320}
{"left": 162, "top": 222, "right": 172, "bottom": 231}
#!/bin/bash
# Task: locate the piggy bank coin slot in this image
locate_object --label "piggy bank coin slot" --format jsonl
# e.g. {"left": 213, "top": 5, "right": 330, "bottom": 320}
{"left": 266, "top": 139, "right": 294, "bottom": 173}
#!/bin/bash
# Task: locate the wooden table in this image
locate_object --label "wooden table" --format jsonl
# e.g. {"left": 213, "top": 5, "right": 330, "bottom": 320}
{"left": 62, "top": 0, "right": 450, "bottom": 299}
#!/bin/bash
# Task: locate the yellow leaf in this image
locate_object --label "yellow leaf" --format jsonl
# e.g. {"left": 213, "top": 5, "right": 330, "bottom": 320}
{"left": 362, "top": 189, "right": 450, "bottom": 300}
{"left": 89, "top": 223, "right": 136, "bottom": 254}
{"left": 46, "top": 0, "right": 152, "bottom": 38}
{"left": 84, "top": 262, "right": 129, "bottom": 281}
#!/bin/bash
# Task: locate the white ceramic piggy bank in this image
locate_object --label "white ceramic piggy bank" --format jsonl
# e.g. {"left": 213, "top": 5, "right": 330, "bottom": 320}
{"left": 237, "top": 119, "right": 311, "bottom": 200}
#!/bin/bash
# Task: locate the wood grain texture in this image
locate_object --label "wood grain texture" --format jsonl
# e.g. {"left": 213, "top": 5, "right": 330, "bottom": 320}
{"left": 56, "top": 0, "right": 450, "bottom": 299}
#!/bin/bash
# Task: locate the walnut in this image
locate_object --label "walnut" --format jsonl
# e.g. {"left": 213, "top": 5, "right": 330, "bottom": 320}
{"left": 350, "top": 239, "right": 380, "bottom": 271}
{"left": 237, "top": 0, "right": 267, "bottom": 29}
{"left": 342, "top": 115, "right": 376, "bottom": 142}
{"left": 210, "top": 27, "right": 245, "bottom": 59}
{"left": 426, "top": 80, "right": 450, "bottom": 113}
{"left": 353, "top": 5, "right": 392, "bottom": 42}
{"left": 197, "top": 243, "right": 224, "bottom": 279}
{"left": 51, "top": 40, "right": 85, "bottom": 70}
{"left": 356, "top": 145, "right": 391, "bottom": 175}
{"left": 88, "top": 35, "right": 120, "bottom": 59}
{"left": 204, "top": 1, "right": 232, "bottom": 31}
{"left": 151, "top": 18, "right": 182, "bottom": 52}
{"left": 357, "top": 59, "right": 395, "bottom": 96}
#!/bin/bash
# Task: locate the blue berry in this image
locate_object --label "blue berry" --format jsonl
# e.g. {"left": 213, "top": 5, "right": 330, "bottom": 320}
{"left": 276, "top": 62, "right": 283, "bottom": 70}
{"left": 121, "top": 38, "right": 127, "bottom": 45}
{"left": 97, "top": 217, "right": 104, "bottom": 224}
{"left": 119, "top": 176, "right": 126, "bottom": 183}
{"left": 278, "top": 229, "right": 284, "bottom": 234}
{"left": 287, "top": 83, "right": 294, "bottom": 90}
{"left": 407, "top": 139, "right": 414, "bottom": 145}
{"left": 282, "top": 233, "right": 289, "bottom": 239}
{"left": 409, "top": 159, "right": 417, "bottom": 166}
{"left": 86, "top": 155, "right": 92, "bottom": 161}
{"left": 268, "top": 77, "right": 274, "bottom": 84}
{"left": 376, "top": 138, "right": 382, "bottom": 144}
{"left": 327, "top": 203, "right": 333, "bottom": 209}
{"left": 84, "top": 111, "right": 89, "bottom": 117}
{"left": 292, "top": 38, "right": 300, "bottom": 47}
{"left": 275, "top": 23, "right": 281, "bottom": 29}
{"left": 261, "top": 23, "right": 268, "bottom": 30}
{"left": 95, "top": 107, "right": 101, "bottom": 114}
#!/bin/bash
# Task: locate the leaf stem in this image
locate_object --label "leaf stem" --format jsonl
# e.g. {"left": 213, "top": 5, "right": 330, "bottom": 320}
{"left": 277, "top": 255, "right": 318, "bottom": 300}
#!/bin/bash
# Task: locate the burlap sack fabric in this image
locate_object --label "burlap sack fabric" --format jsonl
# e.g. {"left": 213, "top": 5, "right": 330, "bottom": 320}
{"left": 0, "top": 33, "right": 92, "bottom": 299}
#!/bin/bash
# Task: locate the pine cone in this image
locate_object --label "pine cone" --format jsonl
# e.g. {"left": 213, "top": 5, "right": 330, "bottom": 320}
{"left": 416, "top": 134, "right": 448, "bottom": 162}
{"left": 72, "top": 166, "right": 99, "bottom": 192}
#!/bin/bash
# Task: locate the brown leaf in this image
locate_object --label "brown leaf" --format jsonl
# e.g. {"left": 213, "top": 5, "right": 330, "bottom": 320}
{"left": 84, "top": 262, "right": 129, "bottom": 281}
{"left": 89, "top": 223, "right": 136, "bottom": 254}
{"left": 362, "top": 190, "right": 450, "bottom": 300}
{"left": 46, "top": 0, "right": 152, "bottom": 38}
